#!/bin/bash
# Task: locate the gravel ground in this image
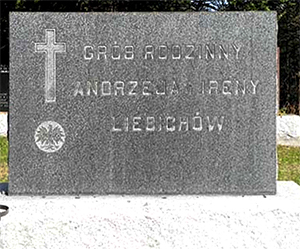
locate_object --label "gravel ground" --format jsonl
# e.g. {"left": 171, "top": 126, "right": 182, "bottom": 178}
{"left": 0, "top": 181, "right": 300, "bottom": 249}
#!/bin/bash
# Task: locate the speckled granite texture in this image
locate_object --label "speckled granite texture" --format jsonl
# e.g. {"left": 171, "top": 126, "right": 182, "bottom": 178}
{"left": 9, "top": 12, "right": 277, "bottom": 195}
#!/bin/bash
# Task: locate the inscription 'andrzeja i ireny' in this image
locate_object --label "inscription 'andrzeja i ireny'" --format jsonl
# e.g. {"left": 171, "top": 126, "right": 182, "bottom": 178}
{"left": 74, "top": 42, "right": 258, "bottom": 133}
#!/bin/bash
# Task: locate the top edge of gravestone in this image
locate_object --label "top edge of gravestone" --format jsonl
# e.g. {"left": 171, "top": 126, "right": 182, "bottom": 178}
{"left": 9, "top": 11, "right": 277, "bottom": 15}
{"left": 8, "top": 11, "right": 278, "bottom": 25}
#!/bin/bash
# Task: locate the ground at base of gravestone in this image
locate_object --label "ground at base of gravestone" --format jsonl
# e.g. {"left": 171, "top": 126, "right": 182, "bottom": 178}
{"left": 0, "top": 181, "right": 300, "bottom": 249}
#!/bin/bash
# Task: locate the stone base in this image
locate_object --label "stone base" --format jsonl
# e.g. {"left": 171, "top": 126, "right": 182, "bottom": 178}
{"left": 0, "top": 181, "right": 300, "bottom": 249}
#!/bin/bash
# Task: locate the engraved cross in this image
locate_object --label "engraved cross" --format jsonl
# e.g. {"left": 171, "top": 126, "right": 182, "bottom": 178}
{"left": 35, "top": 29, "right": 66, "bottom": 103}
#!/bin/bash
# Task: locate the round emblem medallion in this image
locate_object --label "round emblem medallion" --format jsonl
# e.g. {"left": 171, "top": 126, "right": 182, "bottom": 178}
{"left": 35, "top": 121, "right": 65, "bottom": 153}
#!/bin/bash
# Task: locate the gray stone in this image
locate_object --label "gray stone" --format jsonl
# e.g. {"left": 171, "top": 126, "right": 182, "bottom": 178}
{"left": 1, "top": 182, "right": 300, "bottom": 249}
{"left": 9, "top": 12, "right": 277, "bottom": 195}
{"left": 277, "top": 114, "right": 300, "bottom": 146}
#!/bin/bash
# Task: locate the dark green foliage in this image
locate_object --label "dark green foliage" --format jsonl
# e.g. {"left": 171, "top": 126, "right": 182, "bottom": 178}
{"left": 224, "top": 0, "right": 300, "bottom": 113}
{"left": 277, "top": 1, "right": 300, "bottom": 112}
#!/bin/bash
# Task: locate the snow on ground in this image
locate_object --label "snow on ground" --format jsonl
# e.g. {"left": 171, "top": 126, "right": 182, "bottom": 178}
{"left": 277, "top": 114, "right": 300, "bottom": 147}
{"left": 0, "top": 112, "right": 7, "bottom": 136}
{"left": 1, "top": 113, "right": 300, "bottom": 146}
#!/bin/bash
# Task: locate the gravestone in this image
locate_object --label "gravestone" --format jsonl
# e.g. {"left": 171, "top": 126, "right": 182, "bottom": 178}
{"left": 9, "top": 12, "right": 277, "bottom": 195}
